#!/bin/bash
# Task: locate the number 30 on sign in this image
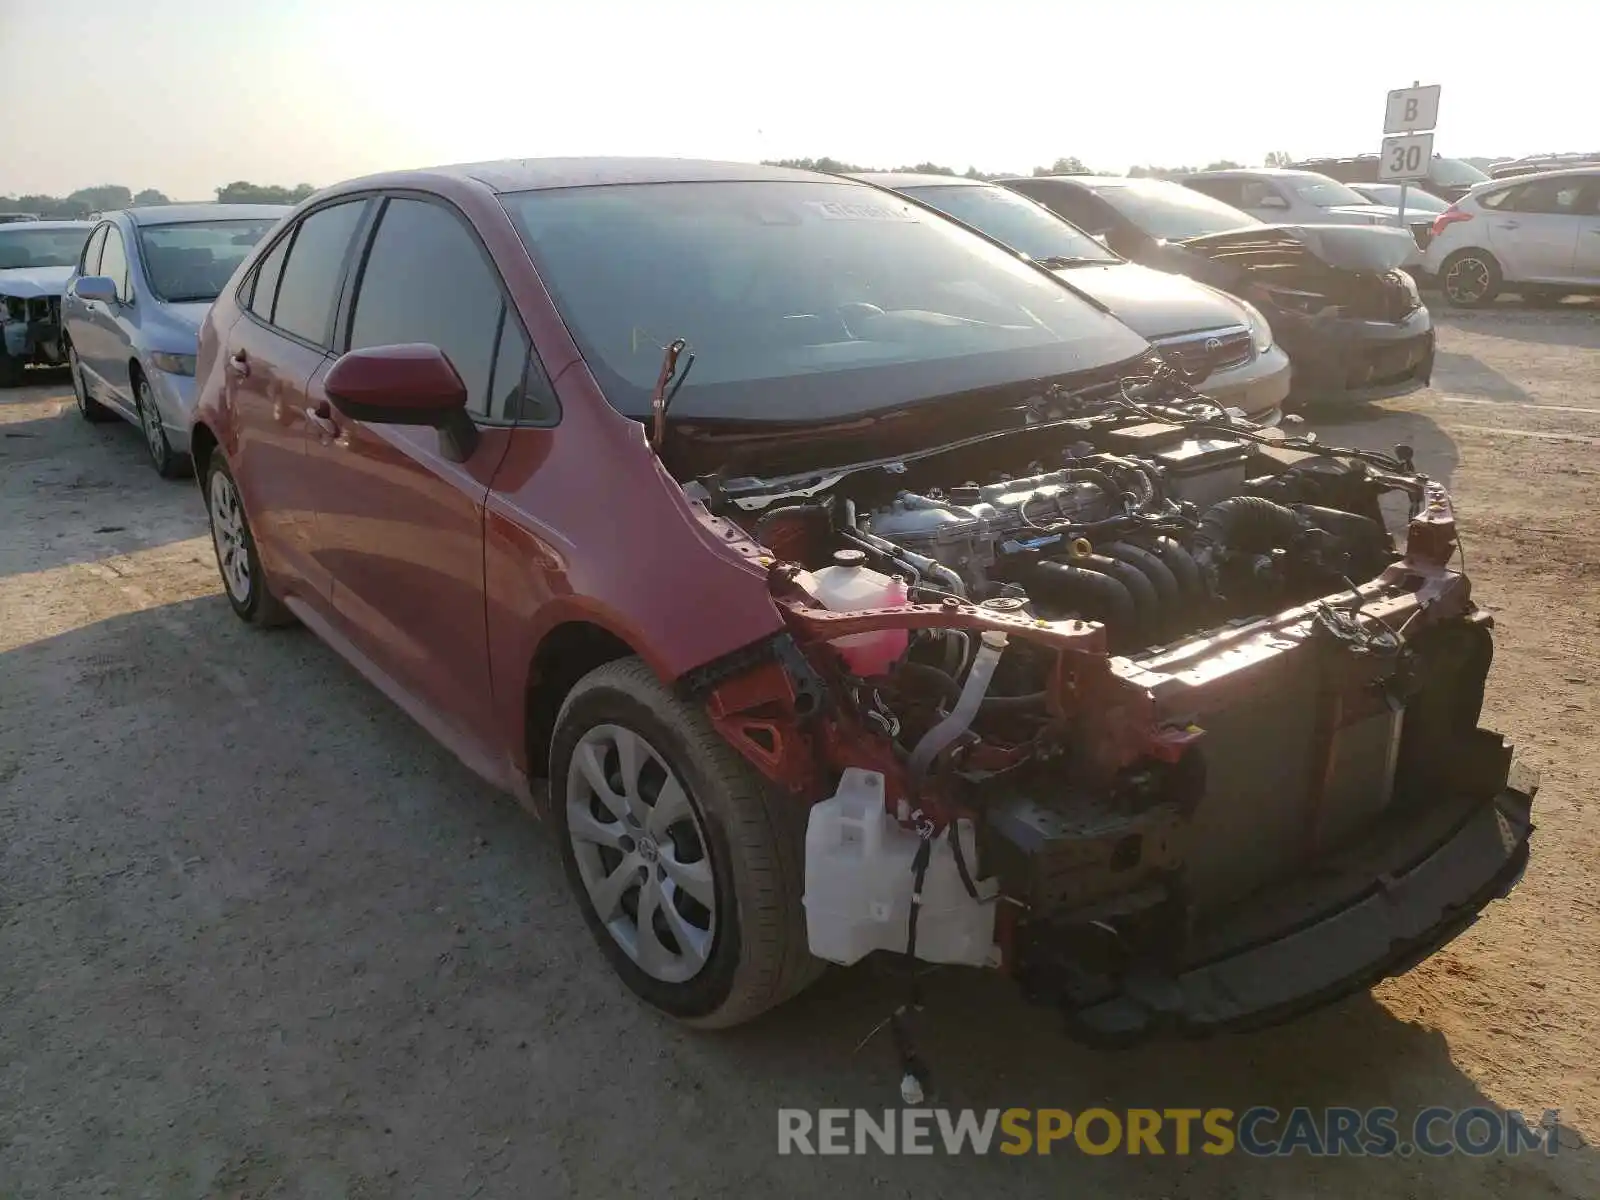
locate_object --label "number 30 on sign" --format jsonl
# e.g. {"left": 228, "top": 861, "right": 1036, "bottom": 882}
{"left": 1379, "top": 132, "right": 1435, "bottom": 182}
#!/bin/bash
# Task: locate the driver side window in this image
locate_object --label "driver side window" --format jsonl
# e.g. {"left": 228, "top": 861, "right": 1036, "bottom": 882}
{"left": 98, "top": 227, "right": 130, "bottom": 302}
{"left": 79, "top": 225, "right": 107, "bottom": 276}
{"left": 1239, "top": 180, "right": 1284, "bottom": 209}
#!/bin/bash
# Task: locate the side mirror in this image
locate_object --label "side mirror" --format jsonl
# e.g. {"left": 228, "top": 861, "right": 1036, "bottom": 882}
{"left": 325, "top": 343, "right": 478, "bottom": 460}
{"left": 73, "top": 275, "right": 118, "bottom": 304}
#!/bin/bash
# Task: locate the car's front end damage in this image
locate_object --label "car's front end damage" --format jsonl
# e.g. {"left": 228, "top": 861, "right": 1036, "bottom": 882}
{"left": 0, "top": 275, "right": 71, "bottom": 371}
{"left": 1158, "top": 224, "right": 1435, "bottom": 403}
{"left": 679, "top": 369, "right": 1532, "bottom": 1044}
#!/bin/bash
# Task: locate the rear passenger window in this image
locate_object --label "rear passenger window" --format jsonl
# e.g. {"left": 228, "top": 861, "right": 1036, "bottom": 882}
{"left": 79, "top": 225, "right": 107, "bottom": 276}
{"left": 246, "top": 234, "right": 291, "bottom": 321}
{"left": 348, "top": 198, "right": 505, "bottom": 417}
{"left": 271, "top": 201, "right": 365, "bottom": 346}
{"left": 1508, "top": 179, "right": 1586, "bottom": 215}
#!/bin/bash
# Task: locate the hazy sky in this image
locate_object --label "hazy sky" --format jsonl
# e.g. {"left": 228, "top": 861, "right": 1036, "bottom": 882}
{"left": 1, "top": 0, "right": 1588, "bottom": 199}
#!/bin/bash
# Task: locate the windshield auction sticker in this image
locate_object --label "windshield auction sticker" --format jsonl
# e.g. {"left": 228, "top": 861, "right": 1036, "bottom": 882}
{"left": 805, "top": 200, "right": 919, "bottom": 222}
{"left": 776, "top": 1106, "right": 1562, "bottom": 1157}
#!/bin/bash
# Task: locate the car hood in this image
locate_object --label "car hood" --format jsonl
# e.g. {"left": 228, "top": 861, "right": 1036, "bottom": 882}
{"left": 1053, "top": 262, "right": 1247, "bottom": 339}
{"left": 1173, "top": 224, "right": 1419, "bottom": 274}
{"left": 163, "top": 302, "right": 212, "bottom": 334}
{"left": 0, "top": 266, "right": 72, "bottom": 298}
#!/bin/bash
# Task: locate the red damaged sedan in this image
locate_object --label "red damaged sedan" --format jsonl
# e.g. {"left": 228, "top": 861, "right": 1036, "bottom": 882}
{"left": 192, "top": 158, "right": 1534, "bottom": 1040}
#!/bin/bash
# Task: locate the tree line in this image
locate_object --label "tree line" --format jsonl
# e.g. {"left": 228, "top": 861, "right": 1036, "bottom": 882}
{"left": 765, "top": 153, "right": 1292, "bottom": 181}
{"left": 0, "top": 181, "right": 316, "bottom": 218}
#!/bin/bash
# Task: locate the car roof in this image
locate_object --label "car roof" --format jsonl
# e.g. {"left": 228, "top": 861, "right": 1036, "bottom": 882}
{"left": 1181, "top": 168, "right": 1327, "bottom": 182}
{"left": 329, "top": 157, "right": 835, "bottom": 197}
{"left": 122, "top": 203, "right": 293, "bottom": 226}
{"left": 995, "top": 173, "right": 1098, "bottom": 187}
{"left": 849, "top": 172, "right": 990, "bottom": 189}
{"left": 1003, "top": 175, "right": 1161, "bottom": 192}
{"left": 1482, "top": 165, "right": 1600, "bottom": 184}
{"left": 0, "top": 219, "right": 93, "bottom": 231}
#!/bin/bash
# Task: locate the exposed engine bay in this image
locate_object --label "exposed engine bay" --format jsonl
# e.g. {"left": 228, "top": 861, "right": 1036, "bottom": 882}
{"left": 686, "top": 376, "right": 1534, "bottom": 1046}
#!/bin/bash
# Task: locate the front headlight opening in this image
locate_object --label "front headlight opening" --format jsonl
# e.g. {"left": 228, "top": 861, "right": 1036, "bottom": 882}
{"left": 1240, "top": 301, "right": 1274, "bottom": 353}
{"left": 149, "top": 351, "right": 197, "bottom": 377}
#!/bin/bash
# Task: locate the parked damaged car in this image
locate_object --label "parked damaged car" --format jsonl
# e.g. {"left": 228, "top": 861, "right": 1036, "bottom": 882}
{"left": 848, "top": 173, "right": 1290, "bottom": 423}
{"left": 193, "top": 159, "right": 1533, "bottom": 1047}
{"left": 1000, "top": 176, "right": 1435, "bottom": 403}
{"left": 0, "top": 220, "right": 94, "bottom": 386}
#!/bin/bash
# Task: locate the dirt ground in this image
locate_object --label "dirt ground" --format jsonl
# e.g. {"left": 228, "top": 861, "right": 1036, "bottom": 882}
{"left": 2, "top": 303, "right": 1597, "bottom": 1199}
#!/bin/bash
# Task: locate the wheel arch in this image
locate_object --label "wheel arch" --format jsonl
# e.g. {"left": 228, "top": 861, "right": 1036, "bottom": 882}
{"left": 189, "top": 419, "right": 219, "bottom": 484}
{"left": 523, "top": 620, "right": 639, "bottom": 781}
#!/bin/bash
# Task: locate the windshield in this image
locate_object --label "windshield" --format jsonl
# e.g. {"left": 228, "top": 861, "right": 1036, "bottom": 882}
{"left": 137, "top": 219, "right": 280, "bottom": 302}
{"left": 1430, "top": 157, "right": 1489, "bottom": 187}
{"left": 1287, "top": 176, "right": 1372, "bottom": 207}
{"left": 1092, "top": 180, "right": 1260, "bottom": 241}
{"left": 0, "top": 227, "right": 91, "bottom": 270}
{"left": 898, "top": 184, "right": 1119, "bottom": 266}
{"left": 501, "top": 180, "right": 1147, "bottom": 422}
{"left": 1354, "top": 184, "right": 1448, "bottom": 213}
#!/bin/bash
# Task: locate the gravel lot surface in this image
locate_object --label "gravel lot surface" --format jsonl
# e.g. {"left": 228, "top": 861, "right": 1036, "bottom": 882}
{"left": 3, "top": 302, "right": 1597, "bottom": 1198}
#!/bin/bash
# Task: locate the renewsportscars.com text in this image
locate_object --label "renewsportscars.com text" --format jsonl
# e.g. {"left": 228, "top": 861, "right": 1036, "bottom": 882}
{"left": 778, "top": 1106, "right": 1561, "bottom": 1157}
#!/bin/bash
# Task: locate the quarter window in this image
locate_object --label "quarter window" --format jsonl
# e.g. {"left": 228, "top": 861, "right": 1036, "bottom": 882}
{"left": 348, "top": 198, "right": 506, "bottom": 417}
{"left": 99, "top": 227, "right": 130, "bottom": 302}
{"left": 247, "top": 234, "right": 291, "bottom": 321}
{"left": 271, "top": 201, "right": 366, "bottom": 346}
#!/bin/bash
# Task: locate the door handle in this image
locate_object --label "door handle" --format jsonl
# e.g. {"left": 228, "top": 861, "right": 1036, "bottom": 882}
{"left": 1496, "top": 220, "right": 1520, "bottom": 230}
{"left": 304, "top": 404, "right": 340, "bottom": 438}
{"left": 228, "top": 351, "right": 250, "bottom": 377}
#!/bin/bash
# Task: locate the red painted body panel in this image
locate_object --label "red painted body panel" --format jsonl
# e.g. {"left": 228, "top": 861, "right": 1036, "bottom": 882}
{"left": 192, "top": 165, "right": 790, "bottom": 797}
{"left": 218, "top": 315, "right": 327, "bottom": 601}
{"left": 483, "top": 367, "right": 787, "bottom": 777}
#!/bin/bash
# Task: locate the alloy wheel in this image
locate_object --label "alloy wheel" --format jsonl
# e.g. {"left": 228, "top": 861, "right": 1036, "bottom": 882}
{"left": 137, "top": 380, "right": 168, "bottom": 470}
{"left": 1444, "top": 256, "right": 1491, "bottom": 305}
{"left": 208, "top": 470, "right": 252, "bottom": 603}
{"left": 565, "top": 723, "right": 717, "bottom": 984}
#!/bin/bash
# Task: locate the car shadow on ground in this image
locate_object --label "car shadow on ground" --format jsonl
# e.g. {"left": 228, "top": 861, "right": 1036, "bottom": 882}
{"left": 4, "top": 593, "right": 1591, "bottom": 1198}
{"left": 1431, "top": 306, "right": 1600, "bottom": 352}
{"left": 1428, "top": 351, "right": 1541, "bottom": 404}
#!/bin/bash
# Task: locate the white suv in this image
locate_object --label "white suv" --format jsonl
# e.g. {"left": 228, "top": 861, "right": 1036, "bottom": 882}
{"left": 1422, "top": 168, "right": 1600, "bottom": 306}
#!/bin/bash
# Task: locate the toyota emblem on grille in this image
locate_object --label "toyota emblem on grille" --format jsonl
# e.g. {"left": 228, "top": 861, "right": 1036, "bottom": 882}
{"left": 1204, "top": 336, "right": 1222, "bottom": 353}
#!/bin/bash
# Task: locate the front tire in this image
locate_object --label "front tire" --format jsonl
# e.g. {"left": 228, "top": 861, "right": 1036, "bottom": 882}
{"left": 550, "top": 657, "right": 821, "bottom": 1027}
{"left": 205, "top": 456, "right": 293, "bottom": 627}
{"left": 134, "top": 372, "right": 190, "bottom": 479}
{"left": 1440, "top": 250, "right": 1502, "bottom": 308}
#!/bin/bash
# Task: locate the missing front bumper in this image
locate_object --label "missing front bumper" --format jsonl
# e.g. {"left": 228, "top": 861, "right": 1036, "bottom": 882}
{"left": 1013, "top": 759, "right": 1537, "bottom": 1045}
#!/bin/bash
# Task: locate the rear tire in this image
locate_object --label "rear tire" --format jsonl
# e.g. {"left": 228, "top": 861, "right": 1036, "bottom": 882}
{"left": 1439, "top": 250, "right": 1502, "bottom": 308}
{"left": 550, "top": 657, "right": 821, "bottom": 1028}
{"left": 204, "top": 455, "right": 294, "bottom": 627}
{"left": 69, "top": 344, "right": 115, "bottom": 421}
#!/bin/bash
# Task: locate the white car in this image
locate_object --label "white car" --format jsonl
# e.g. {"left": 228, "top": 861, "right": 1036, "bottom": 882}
{"left": 1421, "top": 167, "right": 1600, "bottom": 306}
{"left": 1180, "top": 168, "right": 1426, "bottom": 232}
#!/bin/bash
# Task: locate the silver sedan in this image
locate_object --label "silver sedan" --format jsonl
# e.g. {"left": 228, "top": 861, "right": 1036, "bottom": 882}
{"left": 60, "top": 203, "right": 289, "bottom": 476}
